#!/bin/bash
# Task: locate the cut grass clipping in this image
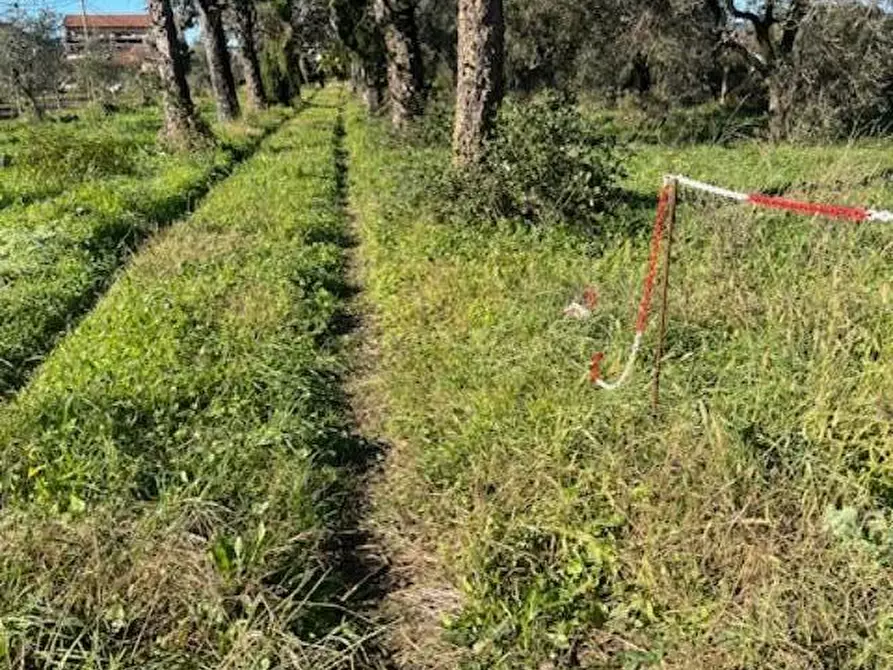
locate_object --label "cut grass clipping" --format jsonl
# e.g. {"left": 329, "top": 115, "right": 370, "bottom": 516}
{"left": 0, "top": 107, "right": 291, "bottom": 397}
{"left": 347, "top": 102, "right": 893, "bottom": 668}
{"left": 0, "top": 95, "right": 373, "bottom": 667}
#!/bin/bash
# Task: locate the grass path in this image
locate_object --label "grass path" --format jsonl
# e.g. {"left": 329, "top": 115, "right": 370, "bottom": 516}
{"left": 0, "top": 90, "right": 388, "bottom": 668}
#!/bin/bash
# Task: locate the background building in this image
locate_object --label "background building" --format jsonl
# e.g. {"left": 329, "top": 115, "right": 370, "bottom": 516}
{"left": 63, "top": 14, "right": 152, "bottom": 64}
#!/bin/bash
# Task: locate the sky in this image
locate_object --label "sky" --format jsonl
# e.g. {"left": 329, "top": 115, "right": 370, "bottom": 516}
{"left": 57, "top": 0, "right": 146, "bottom": 13}
{"left": 1, "top": 0, "right": 146, "bottom": 17}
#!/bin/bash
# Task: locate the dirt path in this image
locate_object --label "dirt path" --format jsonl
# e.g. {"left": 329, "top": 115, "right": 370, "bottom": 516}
{"left": 324, "top": 96, "right": 398, "bottom": 670}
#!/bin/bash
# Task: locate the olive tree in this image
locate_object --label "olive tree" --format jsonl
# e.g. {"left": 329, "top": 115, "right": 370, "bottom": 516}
{"left": 147, "top": 0, "right": 210, "bottom": 145}
{"left": 452, "top": 0, "right": 504, "bottom": 165}
{"left": 0, "top": 9, "right": 64, "bottom": 121}
{"left": 196, "top": 0, "right": 240, "bottom": 120}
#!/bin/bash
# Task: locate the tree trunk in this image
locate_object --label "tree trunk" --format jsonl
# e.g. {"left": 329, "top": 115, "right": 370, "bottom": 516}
{"left": 350, "top": 56, "right": 386, "bottom": 113}
{"left": 11, "top": 70, "right": 44, "bottom": 121}
{"left": 374, "top": 0, "right": 425, "bottom": 127}
{"left": 452, "top": 0, "right": 504, "bottom": 167}
{"left": 147, "top": 0, "right": 208, "bottom": 146}
{"left": 719, "top": 65, "right": 730, "bottom": 106}
{"left": 767, "top": 75, "right": 789, "bottom": 142}
{"left": 197, "top": 0, "right": 240, "bottom": 122}
{"left": 231, "top": 0, "right": 267, "bottom": 111}
{"left": 22, "top": 89, "right": 44, "bottom": 121}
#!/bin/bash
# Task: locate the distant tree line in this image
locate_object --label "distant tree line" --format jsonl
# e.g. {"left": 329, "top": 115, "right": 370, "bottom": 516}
{"left": 336, "top": 0, "right": 893, "bottom": 148}
{"left": 3, "top": 0, "right": 892, "bottom": 149}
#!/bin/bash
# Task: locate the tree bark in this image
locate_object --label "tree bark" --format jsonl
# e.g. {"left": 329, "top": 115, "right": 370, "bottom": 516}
{"left": 11, "top": 69, "right": 44, "bottom": 121}
{"left": 197, "top": 0, "right": 240, "bottom": 122}
{"left": 147, "top": 0, "right": 208, "bottom": 146}
{"left": 374, "top": 0, "right": 425, "bottom": 127}
{"left": 719, "top": 64, "right": 730, "bottom": 105}
{"left": 231, "top": 0, "right": 267, "bottom": 111}
{"left": 452, "top": 0, "right": 504, "bottom": 167}
{"left": 350, "top": 56, "right": 386, "bottom": 113}
{"left": 767, "top": 74, "right": 790, "bottom": 141}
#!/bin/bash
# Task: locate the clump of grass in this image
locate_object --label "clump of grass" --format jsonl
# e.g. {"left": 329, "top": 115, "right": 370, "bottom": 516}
{"left": 347, "top": 100, "right": 893, "bottom": 668}
{"left": 0, "top": 109, "right": 160, "bottom": 210}
{"left": 0, "top": 106, "right": 292, "bottom": 398}
{"left": 0, "top": 92, "right": 375, "bottom": 666}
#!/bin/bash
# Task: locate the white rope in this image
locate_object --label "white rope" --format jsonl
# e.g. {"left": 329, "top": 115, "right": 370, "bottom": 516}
{"left": 868, "top": 209, "right": 893, "bottom": 223}
{"left": 668, "top": 174, "right": 748, "bottom": 202}
{"left": 596, "top": 331, "right": 643, "bottom": 391}
{"left": 670, "top": 173, "right": 893, "bottom": 223}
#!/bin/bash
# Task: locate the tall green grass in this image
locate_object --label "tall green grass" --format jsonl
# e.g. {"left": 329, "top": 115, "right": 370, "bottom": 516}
{"left": 0, "top": 109, "right": 162, "bottom": 209}
{"left": 347, "top": 101, "right": 893, "bottom": 668}
{"left": 0, "top": 108, "right": 291, "bottom": 397}
{"left": 0, "top": 92, "right": 376, "bottom": 667}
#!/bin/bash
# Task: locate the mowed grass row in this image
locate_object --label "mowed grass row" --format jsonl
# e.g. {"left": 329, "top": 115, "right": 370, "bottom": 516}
{"left": 0, "top": 107, "right": 292, "bottom": 396}
{"left": 0, "top": 94, "right": 370, "bottom": 667}
{"left": 347, "top": 102, "right": 893, "bottom": 668}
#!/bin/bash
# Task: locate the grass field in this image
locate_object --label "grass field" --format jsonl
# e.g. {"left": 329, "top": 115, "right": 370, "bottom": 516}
{"left": 0, "top": 92, "right": 379, "bottom": 667}
{"left": 1, "top": 87, "right": 890, "bottom": 668}
{"left": 0, "top": 105, "right": 291, "bottom": 397}
{"left": 347, "top": 101, "right": 893, "bottom": 668}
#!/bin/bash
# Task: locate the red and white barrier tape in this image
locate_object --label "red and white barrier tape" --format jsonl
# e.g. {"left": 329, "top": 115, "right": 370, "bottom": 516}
{"left": 592, "top": 182, "right": 671, "bottom": 390}
{"left": 671, "top": 174, "right": 893, "bottom": 223}
{"left": 591, "top": 174, "right": 891, "bottom": 391}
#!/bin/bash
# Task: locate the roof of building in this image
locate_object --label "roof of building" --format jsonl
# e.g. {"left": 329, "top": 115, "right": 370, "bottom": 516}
{"left": 63, "top": 14, "right": 152, "bottom": 30}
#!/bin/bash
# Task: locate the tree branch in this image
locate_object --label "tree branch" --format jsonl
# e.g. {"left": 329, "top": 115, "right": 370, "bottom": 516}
{"left": 720, "top": 33, "right": 769, "bottom": 74}
{"left": 765, "top": 0, "right": 776, "bottom": 25}
{"left": 725, "top": 0, "right": 762, "bottom": 27}
{"left": 780, "top": 0, "right": 810, "bottom": 55}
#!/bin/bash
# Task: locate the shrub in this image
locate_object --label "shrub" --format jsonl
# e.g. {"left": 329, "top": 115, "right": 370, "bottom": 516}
{"left": 452, "top": 92, "right": 626, "bottom": 231}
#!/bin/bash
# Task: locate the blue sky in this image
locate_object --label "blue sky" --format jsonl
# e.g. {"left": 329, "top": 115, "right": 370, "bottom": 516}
{"left": 51, "top": 0, "right": 145, "bottom": 15}
{"left": 2, "top": 0, "right": 147, "bottom": 16}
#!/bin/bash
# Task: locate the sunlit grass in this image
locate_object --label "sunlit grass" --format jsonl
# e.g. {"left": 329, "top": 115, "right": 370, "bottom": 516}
{"left": 0, "top": 91, "right": 375, "bottom": 667}
{"left": 348, "top": 101, "right": 893, "bottom": 668}
{"left": 0, "top": 105, "right": 292, "bottom": 397}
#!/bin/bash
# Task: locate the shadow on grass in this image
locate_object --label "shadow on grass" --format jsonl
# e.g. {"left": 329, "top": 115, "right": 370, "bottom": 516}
{"left": 274, "top": 101, "right": 397, "bottom": 668}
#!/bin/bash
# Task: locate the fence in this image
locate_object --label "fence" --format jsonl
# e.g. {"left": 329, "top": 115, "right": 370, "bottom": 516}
{"left": 591, "top": 175, "right": 893, "bottom": 407}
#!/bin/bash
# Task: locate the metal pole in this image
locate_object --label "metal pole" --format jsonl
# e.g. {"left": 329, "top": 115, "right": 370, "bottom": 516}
{"left": 652, "top": 177, "right": 677, "bottom": 412}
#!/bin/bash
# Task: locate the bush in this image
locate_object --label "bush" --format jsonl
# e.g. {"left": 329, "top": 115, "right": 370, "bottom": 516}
{"left": 451, "top": 92, "right": 626, "bottom": 231}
